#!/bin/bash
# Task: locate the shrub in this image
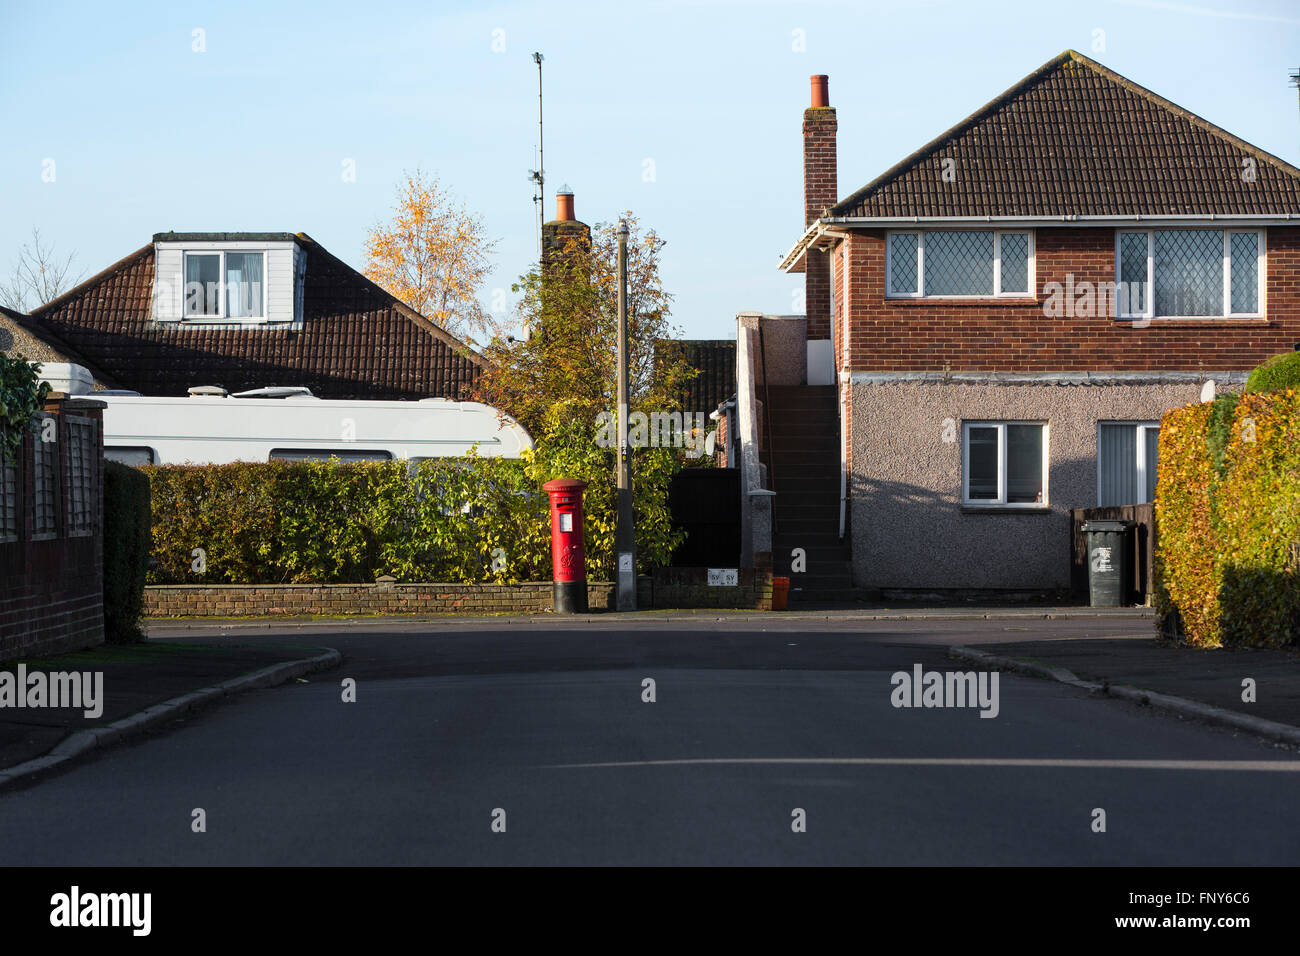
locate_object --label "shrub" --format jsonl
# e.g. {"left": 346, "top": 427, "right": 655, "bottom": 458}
{"left": 103, "top": 461, "right": 151, "bottom": 643}
{"left": 0, "top": 354, "right": 50, "bottom": 459}
{"left": 1215, "top": 390, "right": 1300, "bottom": 647}
{"left": 1153, "top": 402, "right": 1221, "bottom": 646}
{"left": 1244, "top": 351, "right": 1300, "bottom": 395}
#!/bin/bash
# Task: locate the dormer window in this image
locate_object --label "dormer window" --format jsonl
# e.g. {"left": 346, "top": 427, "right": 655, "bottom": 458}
{"left": 184, "top": 251, "right": 265, "bottom": 319}
{"left": 152, "top": 235, "right": 305, "bottom": 327}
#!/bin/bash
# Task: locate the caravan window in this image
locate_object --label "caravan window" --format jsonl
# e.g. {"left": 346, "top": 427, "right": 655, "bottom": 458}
{"left": 269, "top": 449, "right": 393, "bottom": 463}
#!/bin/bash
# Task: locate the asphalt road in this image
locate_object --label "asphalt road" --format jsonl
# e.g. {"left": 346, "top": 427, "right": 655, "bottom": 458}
{"left": 3, "top": 616, "right": 1298, "bottom": 865}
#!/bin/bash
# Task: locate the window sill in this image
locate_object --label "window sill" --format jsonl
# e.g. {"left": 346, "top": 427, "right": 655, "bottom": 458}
{"left": 886, "top": 297, "right": 1040, "bottom": 307}
{"left": 1114, "top": 317, "right": 1271, "bottom": 328}
{"left": 961, "top": 506, "right": 1054, "bottom": 515}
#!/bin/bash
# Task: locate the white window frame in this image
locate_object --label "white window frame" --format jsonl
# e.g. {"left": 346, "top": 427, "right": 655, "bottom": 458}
{"left": 886, "top": 229, "right": 1035, "bottom": 299}
{"left": 1096, "top": 421, "right": 1161, "bottom": 507}
{"left": 1114, "top": 228, "right": 1265, "bottom": 320}
{"left": 961, "top": 421, "right": 1050, "bottom": 508}
{"left": 182, "top": 249, "right": 268, "bottom": 322}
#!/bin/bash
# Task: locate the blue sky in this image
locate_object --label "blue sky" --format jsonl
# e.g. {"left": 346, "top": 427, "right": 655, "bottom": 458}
{"left": 2, "top": 0, "right": 1298, "bottom": 340}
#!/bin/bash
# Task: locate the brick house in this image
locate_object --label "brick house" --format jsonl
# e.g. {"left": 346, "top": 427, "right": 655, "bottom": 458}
{"left": 761, "top": 50, "right": 1300, "bottom": 598}
{"left": 3, "top": 232, "right": 486, "bottom": 400}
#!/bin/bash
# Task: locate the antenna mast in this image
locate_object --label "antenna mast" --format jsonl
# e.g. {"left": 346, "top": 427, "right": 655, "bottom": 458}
{"left": 530, "top": 52, "right": 545, "bottom": 258}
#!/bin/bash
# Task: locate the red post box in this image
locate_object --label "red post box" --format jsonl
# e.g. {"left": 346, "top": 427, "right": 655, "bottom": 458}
{"left": 543, "top": 478, "right": 588, "bottom": 613}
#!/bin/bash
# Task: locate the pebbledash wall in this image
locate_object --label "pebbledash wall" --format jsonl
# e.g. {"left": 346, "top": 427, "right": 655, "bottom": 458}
{"left": 143, "top": 568, "right": 773, "bottom": 617}
{"left": 0, "top": 396, "right": 106, "bottom": 657}
{"left": 848, "top": 377, "right": 1217, "bottom": 592}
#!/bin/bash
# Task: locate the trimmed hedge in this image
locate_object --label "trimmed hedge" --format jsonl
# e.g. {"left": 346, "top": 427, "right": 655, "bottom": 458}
{"left": 1244, "top": 351, "right": 1300, "bottom": 395}
{"left": 1154, "top": 402, "right": 1220, "bottom": 646}
{"left": 143, "top": 415, "right": 685, "bottom": 585}
{"left": 103, "top": 460, "right": 152, "bottom": 643}
{"left": 1155, "top": 388, "right": 1300, "bottom": 647}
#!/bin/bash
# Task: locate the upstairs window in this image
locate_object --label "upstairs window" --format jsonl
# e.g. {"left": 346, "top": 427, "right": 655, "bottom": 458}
{"left": 1115, "top": 229, "right": 1263, "bottom": 319}
{"left": 887, "top": 230, "right": 1033, "bottom": 298}
{"left": 183, "top": 251, "right": 266, "bottom": 319}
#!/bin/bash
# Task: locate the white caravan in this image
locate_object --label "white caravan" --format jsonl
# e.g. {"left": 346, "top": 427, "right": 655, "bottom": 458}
{"left": 35, "top": 364, "right": 532, "bottom": 466}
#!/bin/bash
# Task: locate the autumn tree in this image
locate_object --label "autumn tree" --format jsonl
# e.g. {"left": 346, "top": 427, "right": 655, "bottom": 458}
{"left": 472, "top": 213, "right": 696, "bottom": 438}
{"left": 1, "top": 227, "right": 84, "bottom": 312}
{"left": 363, "top": 170, "right": 499, "bottom": 342}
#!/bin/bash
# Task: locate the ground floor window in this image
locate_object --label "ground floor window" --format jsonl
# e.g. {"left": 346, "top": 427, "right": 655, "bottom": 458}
{"left": 962, "top": 422, "right": 1047, "bottom": 507}
{"left": 1098, "top": 422, "right": 1160, "bottom": 506}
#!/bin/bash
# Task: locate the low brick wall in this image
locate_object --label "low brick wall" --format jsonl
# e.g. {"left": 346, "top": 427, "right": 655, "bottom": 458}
{"left": 144, "top": 581, "right": 615, "bottom": 617}
{"left": 647, "top": 567, "right": 773, "bottom": 610}
{"left": 143, "top": 568, "right": 773, "bottom": 618}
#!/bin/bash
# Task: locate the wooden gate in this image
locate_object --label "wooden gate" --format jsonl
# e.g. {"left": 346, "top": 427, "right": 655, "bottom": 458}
{"left": 668, "top": 467, "right": 741, "bottom": 567}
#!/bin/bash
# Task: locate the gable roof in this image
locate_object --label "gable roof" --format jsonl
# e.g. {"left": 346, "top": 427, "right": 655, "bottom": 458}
{"left": 25, "top": 233, "right": 487, "bottom": 400}
{"left": 833, "top": 50, "right": 1300, "bottom": 220}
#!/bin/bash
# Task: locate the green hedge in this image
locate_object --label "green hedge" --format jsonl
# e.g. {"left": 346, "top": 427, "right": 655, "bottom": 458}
{"left": 1244, "top": 351, "right": 1300, "bottom": 394}
{"left": 103, "top": 460, "right": 151, "bottom": 643}
{"left": 143, "top": 414, "right": 685, "bottom": 585}
{"left": 1155, "top": 388, "right": 1300, "bottom": 647}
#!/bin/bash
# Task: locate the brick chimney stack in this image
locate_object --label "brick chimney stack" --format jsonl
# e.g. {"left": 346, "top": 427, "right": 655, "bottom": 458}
{"left": 542, "top": 185, "right": 590, "bottom": 266}
{"left": 803, "top": 74, "right": 836, "bottom": 340}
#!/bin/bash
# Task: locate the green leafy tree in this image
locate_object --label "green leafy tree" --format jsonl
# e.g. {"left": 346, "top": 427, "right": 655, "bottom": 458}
{"left": 472, "top": 214, "right": 697, "bottom": 436}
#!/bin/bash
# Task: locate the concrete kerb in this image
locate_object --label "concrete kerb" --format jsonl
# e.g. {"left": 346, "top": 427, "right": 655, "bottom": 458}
{"left": 147, "top": 607, "right": 1156, "bottom": 630}
{"left": 0, "top": 648, "right": 341, "bottom": 791}
{"left": 949, "top": 644, "right": 1300, "bottom": 748}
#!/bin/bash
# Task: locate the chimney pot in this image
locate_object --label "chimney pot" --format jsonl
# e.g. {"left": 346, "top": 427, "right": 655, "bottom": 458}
{"left": 556, "top": 188, "right": 575, "bottom": 222}
{"left": 810, "top": 74, "right": 829, "bottom": 108}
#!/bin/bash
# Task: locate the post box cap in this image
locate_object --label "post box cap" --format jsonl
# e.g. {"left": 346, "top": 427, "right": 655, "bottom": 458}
{"left": 543, "top": 478, "right": 588, "bottom": 493}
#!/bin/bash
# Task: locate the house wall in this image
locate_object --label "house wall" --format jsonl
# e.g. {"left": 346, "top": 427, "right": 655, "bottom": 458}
{"left": 842, "top": 226, "right": 1300, "bottom": 371}
{"left": 756, "top": 315, "right": 806, "bottom": 386}
{"left": 0, "top": 398, "right": 105, "bottom": 658}
{"left": 848, "top": 380, "right": 1204, "bottom": 592}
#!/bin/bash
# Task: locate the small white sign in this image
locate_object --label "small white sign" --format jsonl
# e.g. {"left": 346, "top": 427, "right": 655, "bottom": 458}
{"left": 559, "top": 513, "right": 573, "bottom": 533}
{"left": 619, "top": 553, "right": 633, "bottom": 573}
{"left": 707, "top": 568, "right": 738, "bottom": 587}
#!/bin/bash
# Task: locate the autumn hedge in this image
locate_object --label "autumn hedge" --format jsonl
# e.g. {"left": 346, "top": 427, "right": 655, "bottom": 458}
{"left": 1155, "top": 388, "right": 1300, "bottom": 647}
{"left": 142, "top": 415, "right": 684, "bottom": 585}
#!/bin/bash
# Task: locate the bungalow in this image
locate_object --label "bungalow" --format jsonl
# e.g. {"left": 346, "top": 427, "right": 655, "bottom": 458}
{"left": 752, "top": 50, "right": 1300, "bottom": 599}
{"left": 2, "top": 232, "right": 485, "bottom": 400}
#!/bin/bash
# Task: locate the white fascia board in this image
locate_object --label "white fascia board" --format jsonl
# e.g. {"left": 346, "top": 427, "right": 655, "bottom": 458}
{"left": 155, "top": 239, "right": 300, "bottom": 252}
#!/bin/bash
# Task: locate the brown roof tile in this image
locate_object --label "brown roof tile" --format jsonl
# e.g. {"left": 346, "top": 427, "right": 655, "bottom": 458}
{"left": 831, "top": 50, "right": 1300, "bottom": 219}
{"left": 26, "top": 235, "right": 485, "bottom": 400}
